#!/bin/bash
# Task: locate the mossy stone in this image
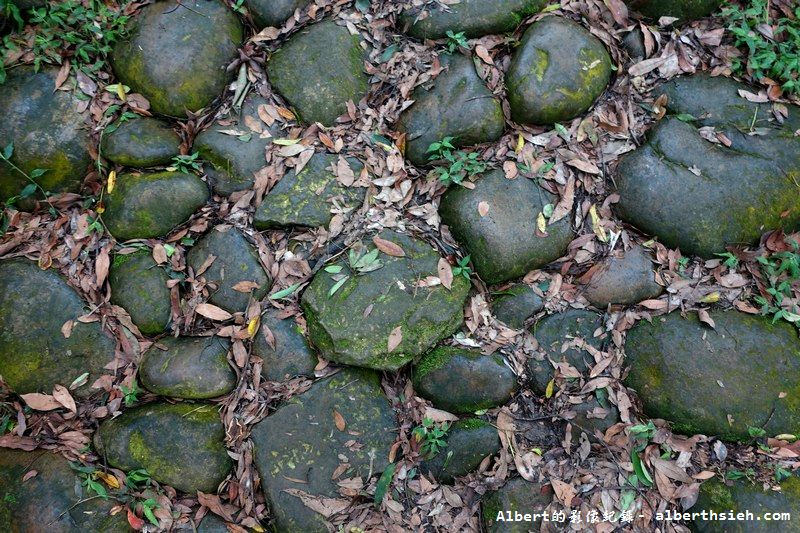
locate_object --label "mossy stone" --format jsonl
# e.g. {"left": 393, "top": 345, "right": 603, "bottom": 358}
{"left": 253, "top": 153, "right": 365, "bottom": 229}
{"left": 251, "top": 368, "right": 397, "bottom": 532}
{"left": 420, "top": 418, "right": 500, "bottom": 483}
{"left": 528, "top": 309, "right": 606, "bottom": 394}
{"left": 581, "top": 244, "right": 662, "bottom": 307}
{"left": 399, "top": 0, "right": 545, "bottom": 39}
{"left": 245, "top": 0, "right": 310, "bottom": 27}
{"left": 413, "top": 347, "right": 517, "bottom": 413}
{"left": 139, "top": 336, "right": 235, "bottom": 399}
{"left": 267, "top": 19, "right": 368, "bottom": 125}
{"left": 101, "top": 117, "right": 181, "bottom": 168}
{"left": 197, "top": 514, "right": 230, "bottom": 533}
{"left": 626, "top": 310, "right": 800, "bottom": 441}
{"left": 252, "top": 311, "right": 317, "bottom": 381}
{"left": 616, "top": 75, "right": 800, "bottom": 258}
{"left": 186, "top": 226, "right": 271, "bottom": 313}
{"left": 94, "top": 401, "right": 232, "bottom": 493}
{"left": 111, "top": 0, "right": 243, "bottom": 117}
{"left": 492, "top": 283, "right": 545, "bottom": 329}
{"left": 103, "top": 171, "right": 209, "bottom": 241}
{"left": 0, "top": 450, "right": 130, "bottom": 532}
{"left": 109, "top": 250, "right": 171, "bottom": 335}
{"left": 625, "top": 0, "right": 723, "bottom": 22}
{"left": 0, "top": 259, "right": 115, "bottom": 396}
{"left": 506, "top": 16, "right": 612, "bottom": 125}
{"left": 396, "top": 53, "right": 504, "bottom": 166}
{"left": 482, "top": 478, "right": 552, "bottom": 533}
{"left": 691, "top": 477, "right": 800, "bottom": 532}
{"left": 439, "top": 169, "right": 573, "bottom": 285}
{"left": 568, "top": 398, "right": 619, "bottom": 441}
{"left": 0, "top": 68, "right": 91, "bottom": 203}
{"left": 301, "top": 231, "right": 470, "bottom": 370}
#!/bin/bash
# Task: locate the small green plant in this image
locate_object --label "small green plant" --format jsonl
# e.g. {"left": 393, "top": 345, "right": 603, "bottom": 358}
{"left": 412, "top": 417, "right": 450, "bottom": 458}
{"left": 1, "top": 1, "right": 23, "bottom": 32}
{"left": 120, "top": 381, "right": 140, "bottom": 407}
{"left": 628, "top": 421, "right": 657, "bottom": 488}
{"left": 748, "top": 425, "right": 767, "bottom": 438}
{"left": 754, "top": 241, "right": 800, "bottom": 326}
{"left": 326, "top": 246, "right": 384, "bottom": 296}
{"left": 427, "top": 137, "right": 486, "bottom": 187}
{"left": 716, "top": 251, "right": 739, "bottom": 269}
{"left": 124, "top": 468, "right": 152, "bottom": 490}
{"left": 230, "top": 0, "right": 246, "bottom": 15}
{"left": 167, "top": 152, "right": 202, "bottom": 174}
{"left": 775, "top": 465, "right": 793, "bottom": 482}
{"left": 70, "top": 463, "right": 109, "bottom": 499}
{"left": 136, "top": 497, "right": 159, "bottom": 527}
{"left": 444, "top": 30, "right": 468, "bottom": 53}
{"left": 451, "top": 255, "right": 473, "bottom": 280}
{"left": 0, "top": 403, "right": 15, "bottom": 434}
{"left": 726, "top": 467, "right": 756, "bottom": 481}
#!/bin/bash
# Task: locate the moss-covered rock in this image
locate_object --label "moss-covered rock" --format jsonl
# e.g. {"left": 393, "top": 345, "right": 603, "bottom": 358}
{"left": 482, "top": 478, "right": 552, "bottom": 533}
{"left": 245, "top": 0, "right": 310, "bottom": 27}
{"left": 0, "top": 450, "right": 130, "bottom": 532}
{"left": 506, "top": 16, "right": 612, "bottom": 125}
{"left": 492, "top": 283, "right": 545, "bottom": 329}
{"left": 396, "top": 53, "right": 504, "bottom": 166}
{"left": 0, "top": 68, "right": 91, "bottom": 203}
{"left": 567, "top": 398, "right": 619, "bottom": 441}
{"left": 413, "top": 347, "right": 517, "bottom": 413}
{"left": 252, "top": 310, "right": 317, "bottom": 381}
{"left": 109, "top": 250, "right": 171, "bottom": 335}
{"left": 186, "top": 226, "right": 271, "bottom": 313}
{"left": 691, "top": 477, "right": 800, "bottom": 532}
{"left": 626, "top": 310, "right": 800, "bottom": 441}
{"left": 580, "top": 244, "right": 662, "bottom": 307}
{"left": 616, "top": 75, "right": 800, "bottom": 258}
{"left": 94, "top": 401, "right": 232, "bottom": 493}
{"left": 439, "top": 169, "right": 573, "bottom": 284}
{"left": 399, "top": 0, "right": 545, "bottom": 39}
{"left": 528, "top": 309, "right": 606, "bottom": 394}
{"left": 301, "top": 231, "right": 469, "bottom": 370}
{"left": 139, "top": 336, "right": 235, "bottom": 399}
{"left": 103, "top": 171, "right": 209, "bottom": 241}
{"left": 197, "top": 514, "right": 231, "bottom": 533}
{"left": 253, "top": 153, "right": 365, "bottom": 229}
{"left": 625, "top": 0, "right": 722, "bottom": 22}
{"left": 193, "top": 94, "right": 279, "bottom": 196}
{"left": 0, "top": 259, "right": 115, "bottom": 396}
{"left": 420, "top": 418, "right": 500, "bottom": 483}
{"left": 101, "top": 117, "right": 181, "bottom": 168}
{"left": 111, "top": 0, "right": 243, "bottom": 117}
{"left": 251, "top": 368, "right": 397, "bottom": 532}
{"left": 267, "top": 19, "right": 368, "bottom": 126}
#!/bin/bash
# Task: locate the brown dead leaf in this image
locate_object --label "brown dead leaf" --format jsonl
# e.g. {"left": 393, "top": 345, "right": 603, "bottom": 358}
{"left": 196, "top": 303, "right": 233, "bottom": 321}
{"left": 372, "top": 235, "right": 405, "bottom": 257}
{"left": 333, "top": 410, "right": 346, "bottom": 432}
{"left": 437, "top": 258, "right": 453, "bottom": 290}
{"left": 52, "top": 385, "right": 76, "bottom": 413}
{"left": 232, "top": 280, "right": 261, "bottom": 293}
{"left": 387, "top": 326, "right": 402, "bottom": 352}
{"left": 478, "top": 201, "right": 490, "bottom": 217}
{"left": 550, "top": 479, "right": 576, "bottom": 508}
{"left": 474, "top": 45, "right": 493, "bottom": 65}
{"left": 20, "top": 393, "right": 61, "bottom": 411}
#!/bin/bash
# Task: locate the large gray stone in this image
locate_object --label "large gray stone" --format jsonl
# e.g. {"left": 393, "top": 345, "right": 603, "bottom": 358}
{"left": 101, "top": 117, "right": 181, "bottom": 168}
{"left": 420, "top": 418, "right": 500, "bottom": 483}
{"left": 492, "top": 283, "right": 545, "bottom": 329}
{"left": 625, "top": 0, "right": 722, "bottom": 22}
{"left": 399, "top": 0, "right": 545, "bottom": 39}
{"left": 580, "top": 245, "right": 662, "bottom": 307}
{"left": 252, "top": 311, "right": 317, "bottom": 381}
{"left": 109, "top": 250, "right": 172, "bottom": 335}
{"left": 482, "top": 478, "right": 552, "bottom": 533}
{"left": 245, "top": 0, "right": 310, "bottom": 27}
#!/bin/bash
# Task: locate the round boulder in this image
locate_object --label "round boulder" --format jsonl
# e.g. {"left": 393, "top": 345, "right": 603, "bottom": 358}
{"left": 245, "top": 0, "right": 310, "bottom": 27}
{"left": 420, "top": 418, "right": 500, "bottom": 484}
{"left": 625, "top": 0, "right": 722, "bottom": 22}
{"left": 580, "top": 244, "right": 662, "bottom": 307}
{"left": 101, "top": 117, "right": 181, "bottom": 168}
{"left": 252, "top": 311, "right": 317, "bottom": 382}
{"left": 109, "top": 250, "right": 172, "bottom": 335}
{"left": 399, "top": 0, "right": 544, "bottom": 39}
{"left": 482, "top": 478, "right": 553, "bottom": 533}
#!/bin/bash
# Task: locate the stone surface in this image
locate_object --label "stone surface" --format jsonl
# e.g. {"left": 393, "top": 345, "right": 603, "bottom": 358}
{"left": 267, "top": 19, "right": 368, "bottom": 125}
{"left": 420, "top": 418, "right": 500, "bottom": 484}
{"left": 245, "top": 0, "right": 310, "bottom": 27}
{"left": 104, "top": 171, "right": 209, "bottom": 241}
{"left": 691, "top": 477, "right": 800, "bottom": 532}
{"left": 109, "top": 250, "right": 171, "bottom": 335}
{"left": 581, "top": 245, "right": 662, "bottom": 307}
{"left": 492, "top": 283, "right": 545, "bottom": 329}
{"left": 507, "top": 16, "right": 612, "bottom": 125}
{"left": 0, "top": 450, "right": 130, "bottom": 532}
{"left": 252, "top": 311, "right": 317, "bottom": 381}
{"left": 396, "top": 53, "right": 504, "bottom": 166}
{"left": 193, "top": 94, "right": 278, "bottom": 196}
{"left": 616, "top": 75, "right": 800, "bottom": 257}
{"left": 625, "top": 0, "right": 722, "bottom": 22}
{"left": 567, "top": 398, "right": 619, "bottom": 441}
{"left": 196, "top": 514, "right": 230, "bottom": 533}
{"left": 253, "top": 153, "right": 365, "bottom": 229}
{"left": 439, "top": 170, "right": 573, "bottom": 284}
{"left": 139, "top": 336, "right": 235, "bottom": 399}
{"left": 186, "top": 226, "right": 271, "bottom": 313}
{"left": 111, "top": 0, "right": 243, "bottom": 117}
{"left": 0, "top": 68, "right": 91, "bottom": 202}
{"left": 251, "top": 368, "right": 396, "bottom": 532}
{"left": 94, "top": 401, "right": 232, "bottom": 493}
{"left": 399, "top": 0, "right": 545, "bottom": 39}
{"left": 622, "top": 28, "right": 646, "bottom": 59}
{"left": 626, "top": 310, "right": 800, "bottom": 441}
{"left": 482, "top": 478, "right": 553, "bottom": 533}
{"left": 528, "top": 310, "right": 606, "bottom": 394}
{"left": 0, "top": 259, "right": 115, "bottom": 396}
{"left": 413, "top": 347, "right": 517, "bottom": 413}
{"left": 101, "top": 117, "right": 181, "bottom": 168}
{"left": 301, "top": 231, "right": 470, "bottom": 370}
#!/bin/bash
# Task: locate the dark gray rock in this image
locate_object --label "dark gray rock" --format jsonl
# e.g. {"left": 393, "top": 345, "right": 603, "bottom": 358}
{"left": 581, "top": 245, "right": 662, "bottom": 307}
{"left": 492, "top": 283, "right": 545, "bottom": 329}
{"left": 399, "top": 0, "right": 545, "bottom": 39}
{"left": 245, "top": 0, "right": 310, "bottom": 27}
{"left": 567, "top": 398, "right": 619, "bottom": 441}
{"left": 420, "top": 418, "right": 500, "bottom": 483}
{"left": 482, "top": 478, "right": 553, "bottom": 533}
{"left": 622, "top": 28, "right": 646, "bottom": 59}
{"left": 109, "top": 250, "right": 172, "bottom": 335}
{"left": 101, "top": 117, "right": 181, "bottom": 168}
{"left": 197, "top": 513, "right": 230, "bottom": 533}
{"left": 252, "top": 311, "right": 317, "bottom": 381}
{"left": 625, "top": 0, "right": 722, "bottom": 22}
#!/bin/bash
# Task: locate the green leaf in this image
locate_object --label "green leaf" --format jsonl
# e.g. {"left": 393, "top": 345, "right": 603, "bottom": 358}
{"left": 329, "top": 275, "right": 349, "bottom": 296}
{"left": 269, "top": 282, "right": 302, "bottom": 300}
{"left": 324, "top": 265, "right": 343, "bottom": 274}
{"left": 374, "top": 462, "right": 397, "bottom": 507}
{"left": 2, "top": 142, "right": 12, "bottom": 160}
{"left": 19, "top": 184, "right": 37, "bottom": 198}
{"left": 630, "top": 450, "right": 653, "bottom": 487}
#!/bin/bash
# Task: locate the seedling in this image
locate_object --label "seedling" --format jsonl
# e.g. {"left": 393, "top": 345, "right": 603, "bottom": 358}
{"left": 412, "top": 417, "right": 450, "bottom": 458}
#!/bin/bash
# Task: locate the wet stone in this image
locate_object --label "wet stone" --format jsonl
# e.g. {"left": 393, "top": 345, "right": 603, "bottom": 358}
{"left": 139, "top": 336, "right": 235, "bottom": 399}
{"left": 420, "top": 418, "right": 500, "bottom": 484}
{"left": 580, "top": 244, "right": 662, "bottom": 307}
{"left": 566, "top": 398, "right": 619, "bottom": 441}
{"left": 101, "top": 117, "right": 181, "bottom": 168}
{"left": 492, "top": 283, "right": 545, "bottom": 329}
{"left": 439, "top": 169, "right": 573, "bottom": 285}
{"left": 186, "top": 226, "right": 271, "bottom": 313}
{"left": 245, "top": 0, "right": 310, "bottom": 28}
{"left": 413, "top": 347, "right": 517, "bottom": 413}
{"left": 622, "top": 28, "right": 646, "bottom": 59}
{"left": 252, "top": 310, "right": 317, "bottom": 382}
{"left": 196, "top": 514, "right": 231, "bottom": 533}
{"left": 625, "top": 0, "right": 723, "bottom": 22}
{"left": 396, "top": 53, "right": 504, "bottom": 166}
{"left": 253, "top": 153, "right": 365, "bottom": 230}
{"left": 301, "top": 231, "right": 470, "bottom": 370}
{"left": 482, "top": 478, "right": 553, "bottom": 533}
{"left": 0, "top": 259, "right": 115, "bottom": 396}
{"left": 111, "top": 0, "right": 243, "bottom": 117}
{"left": 109, "top": 250, "right": 172, "bottom": 336}
{"left": 267, "top": 19, "right": 368, "bottom": 125}
{"left": 103, "top": 171, "right": 209, "bottom": 241}
{"left": 626, "top": 310, "right": 800, "bottom": 441}
{"left": 399, "top": 0, "right": 545, "bottom": 40}
{"left": 94, "top": 401, "right": 232, "bottom": 494}
{"left": 251, "top": 368, "right": 396, "bottom": 532}
{"left": 506, "top": 16, "right": 612, "bottom": 125}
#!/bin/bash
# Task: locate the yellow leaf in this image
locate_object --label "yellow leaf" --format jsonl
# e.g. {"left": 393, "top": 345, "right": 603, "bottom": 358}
{"left": 115, "top": 84, "right": 127, "bottom": 101}
{"left": 95, "top": 471, "right": 120, "bottom": 489}
{"left": 515, "top": 133, "right": 524, "bottom": 154}
{"left": 545, "top": 378, "right": 555, "bottom": 399}
{"left": 536, "top": 211, "right": 547, "bottom": 234}
{"left": 247, "top": 316, "right": 260, "bottom": 338}
{"left": 106, "top": 170, "right": 116, "bottom": 194}
{"left": 700, "top": 292, "right": 720, "bottom": 303}
{"left": 589, "top": 204, "right": 607, "bottom": 242}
